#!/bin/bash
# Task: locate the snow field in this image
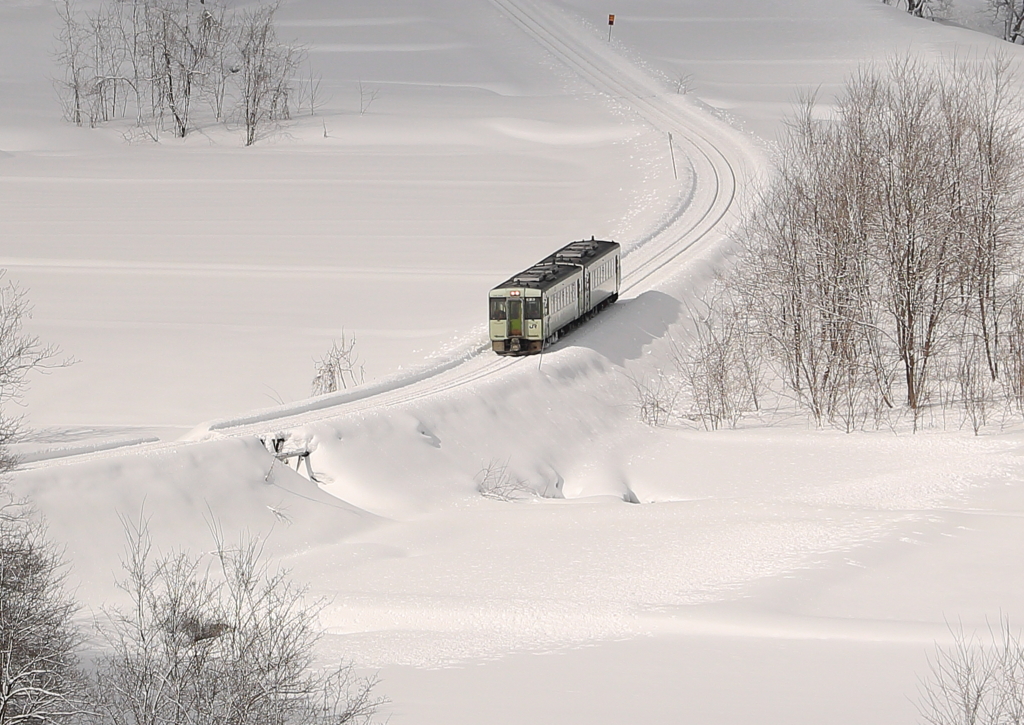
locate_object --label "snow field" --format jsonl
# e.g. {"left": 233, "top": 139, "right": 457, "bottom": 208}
{"left": 1, "top": 0, "right": 684, "bottom": 436}
{"left": 7, "top": 0, "right": 1024, "bottom": 722}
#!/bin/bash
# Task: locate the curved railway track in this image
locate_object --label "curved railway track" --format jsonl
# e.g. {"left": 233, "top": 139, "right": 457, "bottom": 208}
{"left": 489, "top": 0, "right": 744, "bottom": 295}
{"left": 18, "top": 0, "right": 761, "bottom": 470}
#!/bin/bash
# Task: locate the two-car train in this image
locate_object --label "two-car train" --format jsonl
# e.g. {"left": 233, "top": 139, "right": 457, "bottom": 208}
{"left": 489, "top": 238, "right": 620, "bottom": 355}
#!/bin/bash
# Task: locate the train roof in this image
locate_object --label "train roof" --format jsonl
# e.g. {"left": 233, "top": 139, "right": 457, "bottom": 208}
{"left": 550, "top": 238, "right": 619, "bottom": 264}
{"left": 492, "top": 238, "right": 619, "bottom": 292}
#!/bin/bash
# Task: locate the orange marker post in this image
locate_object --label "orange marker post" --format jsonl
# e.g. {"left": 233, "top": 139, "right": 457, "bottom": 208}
{"left": 608, "top": 14, "right": 615, "bottom": 41}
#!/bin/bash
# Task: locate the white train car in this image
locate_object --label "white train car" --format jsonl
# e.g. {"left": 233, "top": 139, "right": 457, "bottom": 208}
{"left": 489, "top": 238, "right": 620, "bottom": 355}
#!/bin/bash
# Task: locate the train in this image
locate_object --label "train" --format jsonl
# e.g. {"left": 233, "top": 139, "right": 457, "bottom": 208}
{"left": 489, "top": 237, "right": 621, "bottom": 355}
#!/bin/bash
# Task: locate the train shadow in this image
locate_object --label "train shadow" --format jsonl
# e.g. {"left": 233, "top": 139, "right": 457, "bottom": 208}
{"left": 569, "top": 290, "right": 681, "bottom": 366}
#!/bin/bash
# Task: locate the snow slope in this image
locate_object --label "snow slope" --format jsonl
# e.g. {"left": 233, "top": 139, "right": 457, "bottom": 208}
{"left": 7, "top": 0, "right": 1024, "bottom": 723}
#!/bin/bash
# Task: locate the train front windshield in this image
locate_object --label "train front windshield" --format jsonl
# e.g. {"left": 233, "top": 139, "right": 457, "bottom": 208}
{"left": 489, "top": 298, "right": 506, "bottom": 320}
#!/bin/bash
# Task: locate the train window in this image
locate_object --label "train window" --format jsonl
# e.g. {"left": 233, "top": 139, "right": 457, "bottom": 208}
{"left": 525, "top": 298, "right": 541, "bottom": 318}
{"left": 489, "top": 298, "right": 507, "bottom": 320}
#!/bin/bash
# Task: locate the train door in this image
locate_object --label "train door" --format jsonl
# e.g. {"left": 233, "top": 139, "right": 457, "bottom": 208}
{"left": 508, "top": 297, "right": 524, "bottom": 337}
{"left": 583, "top": 271, "right": 591, "bottom": 312}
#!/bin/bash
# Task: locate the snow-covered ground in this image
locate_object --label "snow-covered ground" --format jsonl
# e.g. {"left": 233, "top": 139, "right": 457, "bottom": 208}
{"left": 6, "top": 0, "right": 1024, "bottom": 722}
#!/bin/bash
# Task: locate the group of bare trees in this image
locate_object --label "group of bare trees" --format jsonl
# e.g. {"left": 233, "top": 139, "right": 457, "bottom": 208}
{"left": 0, "top": 278, "right": 384, "bottom": 725}
{"left": 652, "top": 55, "right": 1024, "bottom": 433}
{"left": 1, "top": 506, "right": 386, "bottom": 725}
{"left": 0, "top": 276, "right": 82, "bottom": 725}
{"left": 96, "top": 521, "right": 384, "bottom": 725}
{"left": 0, "top": 497, "right": 86, "bottom": 725}
{"left": 881, "top": 0, "right": 951, "bottom": 19}
{"left": 55, "top": 0, "right": 304, "bottom": 144}
{"left": 0, "top": 510, "right": 386, "bottom": 725}
{"left": 885, "top": 0, "right": 1024, "bottom": 44}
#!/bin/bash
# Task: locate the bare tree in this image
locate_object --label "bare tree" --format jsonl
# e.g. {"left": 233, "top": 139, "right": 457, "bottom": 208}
{"left": 475, "top": 459, "right": 533, "bottom": 501}
{"left": 673, "top": 71, "right": 693, "bottom": 95}
{"left": 1000, "top": 282, "right": 1024, "bottom": 418}
{"left": 357, "top": 82, "right": 378, "bottom": 116}
{"left": 311, "top": 332, "right": 364, "bottom": 396}
{"left": 869, "top": 59, "right": 961, "bottom": 416}
{"left": 918, "top": 618, "right": 1024, "bottom": 725}
{"left": 907, "top": 0, "right": 928, "bottom": 16}
{"left": 0, "top": 496, "right": 86, "bottom": 725}
{"left": 150, "top": 0, "right": 221, "bottom": 138}
{"left": 236, "top": 3, "right": 303, "bottom": 146}
{"left": 627, "top": 370, "right": 678, "bottom": 427}
{"left": 96, "top": 518, "right": 385, "bottom": 725}
{"left": 85, "top": 3, "right": 136, "bottom": 125}
{"left": 946, "top": 55, "right": 1024, "bottom": 382}
{"left": 298, "top": 63, "right": 326, "bottom": 117}
{"left": 0, "top": 274, "right": 68, "bottom": 473}
{"left": 893, "top": 0, "right": 951, "bottom": 18}
{"left": 54, "top": 0, "right": 89, "bottom": 127}
{"left": 200, "top": 3, "right": 236, "bottom": 123}
{"left": 675, "top": 292, "right": 763, "bottom": 430}
{"left": 953, "top": 334, "right": 994, "bottom": 435}
{"left": 991, "top": 0, "right": 1024, "bottom": 43}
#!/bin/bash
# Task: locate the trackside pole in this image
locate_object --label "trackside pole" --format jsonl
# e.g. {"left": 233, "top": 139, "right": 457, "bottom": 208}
{"left": 608, "top": 13, "right": 614, "bottom": 41}
{"left": 668, "top": 132, "right": 678, "bottom": 180}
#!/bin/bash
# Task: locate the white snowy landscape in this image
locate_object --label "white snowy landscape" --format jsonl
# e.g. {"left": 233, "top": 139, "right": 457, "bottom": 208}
{"left": 5, "top": 0, "right": 1024, "bottom": 722}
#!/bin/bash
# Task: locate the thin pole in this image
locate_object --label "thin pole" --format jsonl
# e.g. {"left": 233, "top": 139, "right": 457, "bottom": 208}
{"left": 668, "top": 132, "right": 678, "bottom": 180}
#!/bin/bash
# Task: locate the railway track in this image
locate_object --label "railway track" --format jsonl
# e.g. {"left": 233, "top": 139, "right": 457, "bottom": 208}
{"left": 18, "top": 0, "right": 762, "bottom": 470}
{"left": 489, "top": 0, "right": 746, "bottom": 294}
